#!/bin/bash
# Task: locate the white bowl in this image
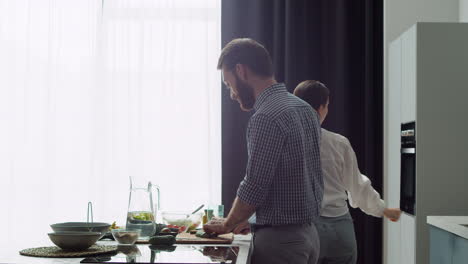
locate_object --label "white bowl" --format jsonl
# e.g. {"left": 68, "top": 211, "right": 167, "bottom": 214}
{"left": 161, "top": 211, "right": 203, "bottom": 232}
{"left": 50, "top": 222, "right": 110, "bottom": 239}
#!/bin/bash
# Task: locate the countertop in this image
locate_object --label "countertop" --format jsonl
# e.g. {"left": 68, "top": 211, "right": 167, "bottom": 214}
{"left": 427, "top": 216, "right": 468, "bottom": 240}
{"left": 0, "top": 234, "right": 252, "bottom": 264}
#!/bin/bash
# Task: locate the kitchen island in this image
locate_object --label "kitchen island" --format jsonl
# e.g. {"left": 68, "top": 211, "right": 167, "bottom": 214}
{"left": 427, "top": 216, "right": 468, "bottom": 264}
{"left": 0, "top": 234, "right": 251, "bottom": 264}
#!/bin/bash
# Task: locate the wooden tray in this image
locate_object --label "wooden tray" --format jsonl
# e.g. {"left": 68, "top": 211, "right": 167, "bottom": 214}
{"left": 135, "top": 232, "right": 234, "bottom": 245}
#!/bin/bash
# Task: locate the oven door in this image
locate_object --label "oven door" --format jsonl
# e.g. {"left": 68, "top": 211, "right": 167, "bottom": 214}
{"left": 400, "top": 147, "right": 416, "bottom": 215}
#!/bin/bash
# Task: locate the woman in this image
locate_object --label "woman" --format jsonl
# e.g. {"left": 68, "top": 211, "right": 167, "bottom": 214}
{"left": 293, "top": 80, "right": 401, "bottom": 264}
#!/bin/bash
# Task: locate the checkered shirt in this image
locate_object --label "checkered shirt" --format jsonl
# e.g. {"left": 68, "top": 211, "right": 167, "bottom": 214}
{"left": 237, "top": 83, "right": 323, "bottom": 225}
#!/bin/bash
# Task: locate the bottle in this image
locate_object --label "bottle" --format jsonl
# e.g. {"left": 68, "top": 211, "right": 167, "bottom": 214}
{"left": 217, "top": 205, "right": 224, "bottom": 218}
{"left": 202, "top": 213, "right": 208, "bottom": 225}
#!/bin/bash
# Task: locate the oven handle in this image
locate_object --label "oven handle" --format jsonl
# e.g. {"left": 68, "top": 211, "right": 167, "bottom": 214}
{"left": 401, "top": 148, "right": 415, "bottom": 154}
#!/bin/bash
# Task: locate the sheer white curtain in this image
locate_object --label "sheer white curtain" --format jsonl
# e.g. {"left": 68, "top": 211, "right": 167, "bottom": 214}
{"left": 0, "top": 0, "right": 221, "bottom": 246}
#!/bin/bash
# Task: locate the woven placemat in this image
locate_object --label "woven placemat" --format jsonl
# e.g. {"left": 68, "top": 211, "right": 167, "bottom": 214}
{"left": 19, "top": 244, "right": 118, "bottom": 258}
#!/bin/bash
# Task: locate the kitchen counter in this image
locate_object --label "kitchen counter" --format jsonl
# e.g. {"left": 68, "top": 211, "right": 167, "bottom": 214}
{"left": 0, "top": 234, "right": 252, "bottom": 264}
{"left": 427, "top": 216, "right": 468, "bottom": 264}
{"left": 427, "top": 216, "right": 468, "bottom": 240}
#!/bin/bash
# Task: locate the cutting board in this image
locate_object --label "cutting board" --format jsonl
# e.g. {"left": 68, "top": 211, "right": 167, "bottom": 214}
{"left": 175, "top": 232, "right": 234, "bottom": 244}
{"left": 135, "top": 232, "right": 234, "bottom": 245}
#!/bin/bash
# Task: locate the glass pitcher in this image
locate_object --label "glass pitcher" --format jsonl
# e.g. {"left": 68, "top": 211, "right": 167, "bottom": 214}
{"left": 126, "top": 176, "right": 160, "bottom": 239}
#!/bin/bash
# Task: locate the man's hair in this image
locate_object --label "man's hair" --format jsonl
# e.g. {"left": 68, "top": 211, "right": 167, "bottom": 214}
{"left": 293, "top": 80, "right": 330, "bottom": 111}
{"left": 217, "top": 38, "right": 274, "bottom": 77}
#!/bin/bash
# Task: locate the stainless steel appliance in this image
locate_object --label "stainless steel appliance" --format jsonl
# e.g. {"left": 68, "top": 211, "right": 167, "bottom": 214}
{"left": 400, "top": 122, "right": 416, "bottom": 215}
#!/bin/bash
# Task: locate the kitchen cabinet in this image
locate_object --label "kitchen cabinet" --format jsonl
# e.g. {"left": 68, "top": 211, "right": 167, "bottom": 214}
{"left": 452, "top": 234, "right": 468, "bottom": 263}
{"left": 386, "top": 23, "right": 468, "bottom": 264}
{"left": 401, "top": 26, "right": 416, "bottom": 123}
{"left": 401, "top": 213, "right": 416, "bottom": 264}
{"left": 386, "top": 38, "right": 402, "bottom": 264}
{"left": 429, "top": 226, "right": 453, "bottom": 264}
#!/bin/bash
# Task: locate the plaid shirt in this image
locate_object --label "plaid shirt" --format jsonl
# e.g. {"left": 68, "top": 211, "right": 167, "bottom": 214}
{"left": 237, "top": 83, "right": 323, "bottom": 225}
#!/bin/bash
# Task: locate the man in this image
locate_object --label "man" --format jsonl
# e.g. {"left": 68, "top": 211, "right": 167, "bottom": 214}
{"left": 204, "top": 38, "right": 323, "bottom": 264}
{"left": 293, "top": 80, "right": 401, "bottom": 264}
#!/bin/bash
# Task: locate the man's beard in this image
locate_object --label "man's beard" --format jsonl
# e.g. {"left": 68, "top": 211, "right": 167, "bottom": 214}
{"left": 234, "top": 74, "right": 255, "bottom": 111}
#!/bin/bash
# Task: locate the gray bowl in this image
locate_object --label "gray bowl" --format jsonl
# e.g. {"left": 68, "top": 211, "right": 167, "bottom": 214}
{"left": 48, "top": 231, "right": 101, "bottom": 251}
{"left": 50, "top": 222, "right": 110, "bottom": 238}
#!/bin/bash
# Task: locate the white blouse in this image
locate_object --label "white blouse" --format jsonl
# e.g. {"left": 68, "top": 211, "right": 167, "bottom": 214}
{"left": 320, "top": 128, "right": 385, "bottom": 218}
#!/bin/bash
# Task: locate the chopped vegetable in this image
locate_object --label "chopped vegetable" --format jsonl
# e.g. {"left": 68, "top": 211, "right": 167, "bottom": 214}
{"left": 160, "top": 228, "right": 171, "bottom": 233}
{"left": 186, "top": 223, "right": 199, "bottom": 232}
{"left": 109, "top": 221, "right": 121, "bottom": 230}
{"left": 131, "top": 212, "right": 154, "bottom": 221}
{"left": 195, "top": 230, "right": 218, "bottom": 238}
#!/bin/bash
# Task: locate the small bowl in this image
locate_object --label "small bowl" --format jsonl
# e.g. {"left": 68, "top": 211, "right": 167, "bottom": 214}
{"left": 111, "top": 229, "right": 141, "bottom": 245}
{"left": 161, "top": 211, "right": 203, "bottom": 232}
{"left": 48, "top": 231, "right": 101, "bottom": 251}
{"left": 50, "top": 222, "right": 111, "bottom": 239}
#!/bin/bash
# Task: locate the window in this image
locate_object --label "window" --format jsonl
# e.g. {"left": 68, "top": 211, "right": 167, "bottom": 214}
{"left": 0, "top": 0, "right": 221, "bottom": 245}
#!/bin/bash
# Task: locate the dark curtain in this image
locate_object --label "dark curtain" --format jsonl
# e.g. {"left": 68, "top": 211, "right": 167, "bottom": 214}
{"left": 221, "top": 1, "right": 383, "bottom": 263}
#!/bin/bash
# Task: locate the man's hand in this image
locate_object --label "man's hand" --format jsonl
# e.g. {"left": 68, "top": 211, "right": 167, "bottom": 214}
{"left": 203, "top": 197, "right": 255, "bottom": 235}
{"left": 203, "top": 217, "right": 231, "bottom": 235}
{"left": 232, "top": 220, "right": 250, "bottom": 235}
{"left": 203, "top": 217, "right": 250, "bottom": 235}
{"left": 383, "top": 208, "right": 402, "bottom": 222}
{"left": 206, "top": 217, "right": 225, "bottom": 225}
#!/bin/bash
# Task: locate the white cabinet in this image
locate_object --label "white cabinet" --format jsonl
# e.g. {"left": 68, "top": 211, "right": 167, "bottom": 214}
{"left": 398, "top": 28, "right": 416, "bottom": 264}
{"left": 400, "top": 26, "right": 416, "bottom": 123}
{"left": 401, "top": 213, "right": 416, "bottom": 264}
{"left": 387, "top": 220, "right": 402, "bottom": 264}
{"left": 386, "top": 38, "right": 402, "bottom": 264}
{"left": 388, "top": 39, "right": 401, "bottom": 210}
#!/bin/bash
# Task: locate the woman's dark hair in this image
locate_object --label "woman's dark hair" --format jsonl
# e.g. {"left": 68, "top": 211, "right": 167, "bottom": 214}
{"left": 293, "top": 80, "right": 330, "bottom": 111}
{"left": 217, "top": 38, "right": 273, "bottom": 77}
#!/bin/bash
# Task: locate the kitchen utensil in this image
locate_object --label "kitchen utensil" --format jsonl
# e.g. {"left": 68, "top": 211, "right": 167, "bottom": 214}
{"left": 191, "top": 204, "right": 204, "bottom": 215}
{"left": 161, "top": 211, "right": 203, "bottom": 232}
{"left": 50, "top": 222, "right": 111, "bottom": 239}
{"left": 111, "top": 229, "right": 141, "bottom": 245}
{"left": 126, "top": 176, "right": 160, "bottom": 239}
{"left": 47, "top": 231, "right": 101, "bottom": 251}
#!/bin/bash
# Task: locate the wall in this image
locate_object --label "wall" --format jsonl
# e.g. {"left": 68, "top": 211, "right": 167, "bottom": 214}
{"left": 461, "top": 0, "right": 468, "bottom": 21}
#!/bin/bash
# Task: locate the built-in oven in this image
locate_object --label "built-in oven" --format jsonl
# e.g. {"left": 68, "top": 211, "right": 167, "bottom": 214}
{"left": 400, "top": 122, "right": 416, "bottom": 215}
